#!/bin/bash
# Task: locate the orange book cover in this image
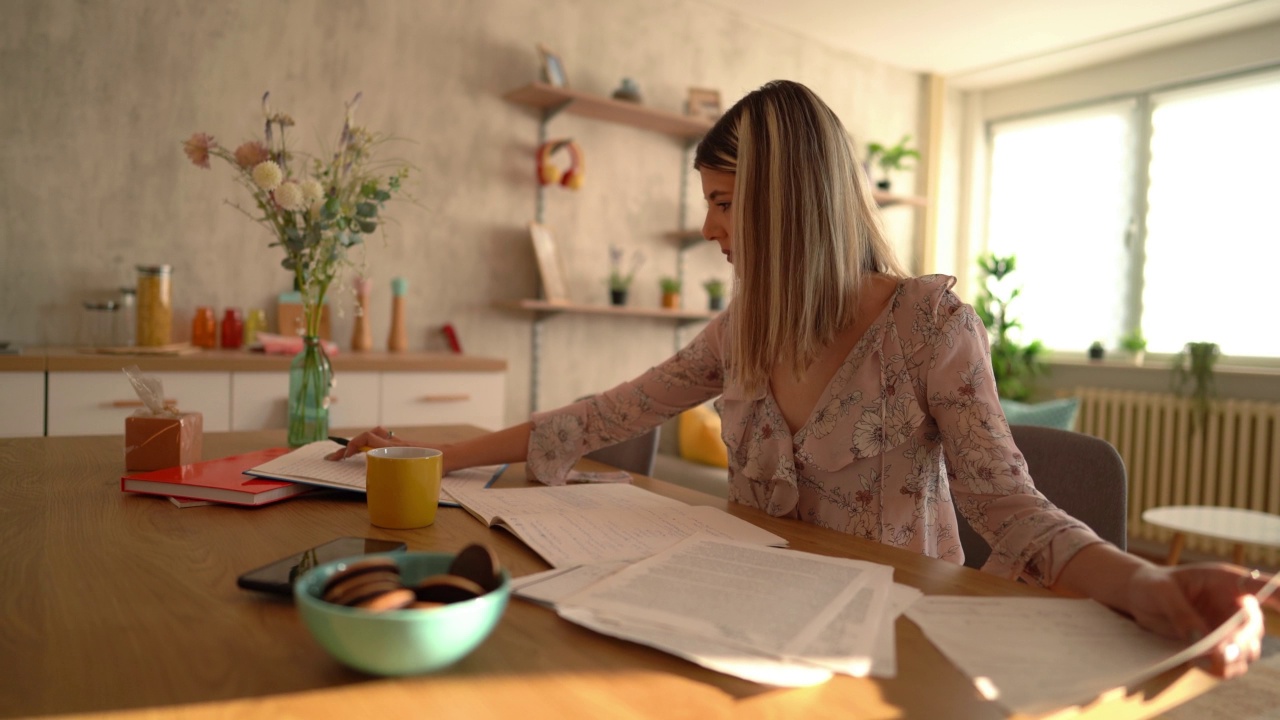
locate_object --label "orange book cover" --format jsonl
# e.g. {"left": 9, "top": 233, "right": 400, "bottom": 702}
{"left": 121, "top": 447, "right": 312, "bottom": 506}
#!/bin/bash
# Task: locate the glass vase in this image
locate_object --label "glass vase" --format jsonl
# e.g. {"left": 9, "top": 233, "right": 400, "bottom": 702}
{"left": 287, "top": 335, "right": 333, "bottom": 447}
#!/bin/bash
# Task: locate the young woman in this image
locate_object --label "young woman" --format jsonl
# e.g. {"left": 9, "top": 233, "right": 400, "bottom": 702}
{"left": 334, "top": 80, "right": 1273, "bottom": 677}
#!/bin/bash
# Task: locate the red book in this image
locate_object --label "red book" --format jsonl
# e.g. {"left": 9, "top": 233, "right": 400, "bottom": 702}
{"left": 121, "top": 447, "right": 313, "bottom": 506}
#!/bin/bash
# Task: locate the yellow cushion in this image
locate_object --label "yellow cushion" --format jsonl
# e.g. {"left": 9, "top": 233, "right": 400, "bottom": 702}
{"left": 678, "top": 405, "right": 728, "bottom": 468}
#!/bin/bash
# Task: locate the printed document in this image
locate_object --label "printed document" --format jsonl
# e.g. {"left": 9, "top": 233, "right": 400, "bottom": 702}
{"left": 448, "top": 483, "right": 788, "bottom": 568}
{"left": 552, "top": 535, "right": 896, "bottom": 686}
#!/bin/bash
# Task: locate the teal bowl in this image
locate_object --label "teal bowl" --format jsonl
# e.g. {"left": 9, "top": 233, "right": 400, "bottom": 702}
{"left": 294, "top": 551, "right": 510, "bottom": 676}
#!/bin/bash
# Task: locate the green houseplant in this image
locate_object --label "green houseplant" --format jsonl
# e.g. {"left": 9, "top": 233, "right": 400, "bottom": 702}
{"left": 607, "top": 245, "right": 644, "bottom": 306}
{"left": 703, "top": 278, "right": 726, "bottom": 310}
{"left": 659, "top": 276, "right": 682, "bottom": 309}
{"left": 865, "top": 135, "right": 920, "bottom": 191}
{"left": 1120, "top": 329, "right": 1148, "bottom": 365}
{"left": 1172, "top": 341, "right": 1219, "bottom": 430}
{"left": 974, "top": 253, "right": 1046, "bottom": 402}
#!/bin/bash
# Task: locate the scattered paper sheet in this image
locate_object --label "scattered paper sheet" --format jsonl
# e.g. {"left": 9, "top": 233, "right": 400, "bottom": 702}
{"left": 906, "top": 596, "right": 1208, "bottom": 716}
{"left": 552, "top": 535, "right": 897, "bottom": 686}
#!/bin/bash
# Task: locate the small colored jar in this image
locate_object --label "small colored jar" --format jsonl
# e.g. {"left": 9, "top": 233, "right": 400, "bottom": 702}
{"left": 191, "top": 306, "right": 217, "bottom": 349}
{"left": 242, "top": 308, "right": 266, "bottom": 346}
{"left": 221, "top": 308, "right": 244, "bottom": 350}
{"left": 135, "top": 264, "right": 173, "bottom": 347}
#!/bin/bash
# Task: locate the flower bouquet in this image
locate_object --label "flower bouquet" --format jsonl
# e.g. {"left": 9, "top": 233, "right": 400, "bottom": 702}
{"left": 185, "top": 92, "right": 409, "bottom": 445}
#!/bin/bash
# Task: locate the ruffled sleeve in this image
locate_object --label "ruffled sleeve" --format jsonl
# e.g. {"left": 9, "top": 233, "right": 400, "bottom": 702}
{"left": 526, "top": 311, "right": 730, "bottom": 484}
{"left": 921, "top": 279, "right": 1103, "bottom": 586}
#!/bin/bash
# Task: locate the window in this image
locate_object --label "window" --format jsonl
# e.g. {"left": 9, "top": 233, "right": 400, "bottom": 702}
{"left": 985, "top": 67, "right": 1280, "bottom": 360}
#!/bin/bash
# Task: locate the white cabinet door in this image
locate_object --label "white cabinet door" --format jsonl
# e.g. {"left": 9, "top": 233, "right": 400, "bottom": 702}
{"left": 230, "top": 372, "right": 289, "bottom": 431}
{"left": 47, "top": 372, "right": 231, "bottom": 436}
{"left": 0, "top": 372, "right": 45, "bottom": 437}
{"left": 231, "top": 371, "right": 380, "bottom": 431}
{"left": 379, "top": 372, "right": 505, "bottom": 431}
{"left": 330, "top": 371, "right": 381, "bottom": 430}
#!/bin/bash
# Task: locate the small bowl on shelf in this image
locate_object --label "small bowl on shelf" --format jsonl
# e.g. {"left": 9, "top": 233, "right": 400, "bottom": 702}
{"left": 294, "top": 551, "right": 510, "bottom": 676}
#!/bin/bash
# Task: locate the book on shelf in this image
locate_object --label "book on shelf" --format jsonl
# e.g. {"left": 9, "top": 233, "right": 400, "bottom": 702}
{"left": 121, "top": 447, "right": 312, "bottom": 507}
{"left": 244, "top": 440, "right": 507, "bottom": 507}
{"left": 446, "top": 482, "right": 789, "bottom": 568}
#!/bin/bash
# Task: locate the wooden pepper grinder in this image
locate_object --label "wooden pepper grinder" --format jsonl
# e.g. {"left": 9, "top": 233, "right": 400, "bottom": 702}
{"left": 350, "top": 277, "right": 373, "bottom": 352}
{"left": 387, "top": 276, "right": 408, "bottom": 352}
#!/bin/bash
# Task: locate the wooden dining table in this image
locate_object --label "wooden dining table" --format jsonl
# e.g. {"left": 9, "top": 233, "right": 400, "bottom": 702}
{"left": 0, "top": 426, "right": 1222, "bottom": 719}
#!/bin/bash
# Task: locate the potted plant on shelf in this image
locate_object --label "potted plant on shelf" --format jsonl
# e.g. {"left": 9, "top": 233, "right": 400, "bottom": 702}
{"left": 660, "top": 277, "right": 682, "bottom": 309}
{"left": 703, "top": 278, "right": 726, "bottom": 311}
{"left": 607, "top": 245, "right": 643, "bottom": 306}
{"left": 1088, "top": 341, "right": 1105, "bottom": 361}
{"left": 974, "top": 253, "right": 1046, "bottom": 401}
{"left": 1172, "top": 341, "right": 1219, "bottom": 431}
{"left": 865, "top": 135, "right": 919, "bottom": 191}
{"left": 1120, "top": 329, "right": 1147, "bottom": 366}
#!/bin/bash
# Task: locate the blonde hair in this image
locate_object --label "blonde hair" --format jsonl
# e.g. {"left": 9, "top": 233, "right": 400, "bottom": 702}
{"left": 694, "top": 80, "right": 904, "bottom": 395}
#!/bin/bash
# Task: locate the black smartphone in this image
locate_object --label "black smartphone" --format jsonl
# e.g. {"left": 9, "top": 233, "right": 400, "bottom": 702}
{"left": 236, "top": 536, "right": 407, "bottom": 596}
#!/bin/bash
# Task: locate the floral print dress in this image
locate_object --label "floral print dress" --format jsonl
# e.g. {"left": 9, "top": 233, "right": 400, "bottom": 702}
{"left": 528, "top": 275, "right": 1103, "bottom": 587}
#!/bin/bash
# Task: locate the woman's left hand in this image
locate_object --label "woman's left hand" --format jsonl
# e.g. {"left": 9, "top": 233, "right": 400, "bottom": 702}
{"left": 1123, "top": 562, "right": 1272, "bottom": 678}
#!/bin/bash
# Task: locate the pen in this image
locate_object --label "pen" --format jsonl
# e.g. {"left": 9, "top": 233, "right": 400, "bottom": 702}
{"left": 328, "top": 436, "right": 373, "bottom": 453}
{"left": 485, "top": 464, "right": 509, "bottom": 488}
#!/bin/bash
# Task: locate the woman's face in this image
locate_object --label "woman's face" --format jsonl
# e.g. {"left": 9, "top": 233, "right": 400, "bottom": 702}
{"left": 699, "top": 168, "right": 735, "bottom": 264}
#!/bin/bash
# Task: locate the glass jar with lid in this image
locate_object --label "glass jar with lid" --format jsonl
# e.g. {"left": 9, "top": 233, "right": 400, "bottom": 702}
{"left": 135, "top": 264, "right": 173, "bottom": 346}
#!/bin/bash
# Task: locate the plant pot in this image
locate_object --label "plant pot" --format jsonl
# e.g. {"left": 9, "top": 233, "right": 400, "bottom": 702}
{"left": 609, "top": 289, "right": 628, "bottom": 306}
{"left": 708, "top": 296, "right": 724, "bottom": 311}
{"left": 876, "top": 179, "right": 891, "bottom": 191}
{"left": 1088, "top": 343, "right": 1105, "bottom": 361}
{"left": 1130, "top": 350, "right": 1145, "bottom": 366}
{"left": 661, "top": 292, "right": 680, "bottom": 309}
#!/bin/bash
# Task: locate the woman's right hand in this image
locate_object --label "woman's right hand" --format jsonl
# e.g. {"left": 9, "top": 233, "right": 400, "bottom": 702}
{"left": 324, "top": 426, "right": 410, "bottom": 460}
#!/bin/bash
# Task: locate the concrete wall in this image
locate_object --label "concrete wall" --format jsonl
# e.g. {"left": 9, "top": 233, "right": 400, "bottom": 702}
{"left": 0, "top": 0, "right": 922, "bottom": 425}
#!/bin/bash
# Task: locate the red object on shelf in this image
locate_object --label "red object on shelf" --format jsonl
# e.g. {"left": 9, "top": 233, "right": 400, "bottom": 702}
{"left": 441, "top": 323, "right": 463, "bottom": 354}
{"left": 192, "top": 306, "right": 217, "bottom": 349}
{"left": 221, "top": 308, "right": 244, "bottom": 349}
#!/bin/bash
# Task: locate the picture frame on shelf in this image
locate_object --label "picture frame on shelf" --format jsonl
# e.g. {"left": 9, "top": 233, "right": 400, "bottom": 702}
{"left": 529, "top": 222, "right": 570, "bottom": 303}
{"left": 685, "top": 87, "right": 721, "bottom": 122}
{"left": 537, "top": 44, "right": 568, "bottom": 87}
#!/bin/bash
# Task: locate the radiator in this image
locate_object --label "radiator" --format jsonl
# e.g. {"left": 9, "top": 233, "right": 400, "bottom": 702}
{"left": 1073, "top": 387, "right": 1280, "bottom": 567}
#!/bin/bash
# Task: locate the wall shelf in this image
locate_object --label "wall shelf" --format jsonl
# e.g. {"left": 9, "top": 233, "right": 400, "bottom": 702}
{"left": 502, "top": 299, "right": 717, "bottom": 327}
{"left": 503, "top": 83, "right": 713, "bottom": 140}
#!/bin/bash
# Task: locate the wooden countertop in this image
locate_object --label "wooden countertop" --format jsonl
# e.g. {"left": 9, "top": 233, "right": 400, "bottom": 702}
{"left": 0, "top": 347, "right": 507, "bottom": 373}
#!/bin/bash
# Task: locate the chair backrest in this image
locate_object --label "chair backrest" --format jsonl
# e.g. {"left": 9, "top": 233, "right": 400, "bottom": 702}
{"left": 956, "top": 424, "right": 1127, "bottom": 569}
{"left": 584, "top": 427, "right": 661, "bottom": 476}
{"left": 575, "top": 395, "right": 661, "bottom": 477}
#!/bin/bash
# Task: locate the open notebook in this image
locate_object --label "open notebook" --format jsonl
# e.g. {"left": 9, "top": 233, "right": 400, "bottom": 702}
{"left": 244, "top": 440, "right": 505, "bottom": 507}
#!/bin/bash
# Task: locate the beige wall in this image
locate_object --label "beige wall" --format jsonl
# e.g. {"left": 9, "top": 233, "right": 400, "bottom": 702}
{"left": 0, "top": 0, "right": 922, "bottom": 425}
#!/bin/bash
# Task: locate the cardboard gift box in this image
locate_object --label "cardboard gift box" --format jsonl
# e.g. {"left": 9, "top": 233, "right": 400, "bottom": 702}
{"left": 124, "top": 412, "right": 203, "bottom": 471}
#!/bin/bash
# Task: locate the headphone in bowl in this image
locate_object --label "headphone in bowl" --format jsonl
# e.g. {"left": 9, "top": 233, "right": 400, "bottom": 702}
{"left": 536, "top": 139, "right": 585, "bottom": 190}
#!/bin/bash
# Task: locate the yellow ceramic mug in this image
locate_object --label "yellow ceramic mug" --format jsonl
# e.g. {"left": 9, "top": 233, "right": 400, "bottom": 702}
{"left": 365, "top": 447, "right": 443, "bottom": 529}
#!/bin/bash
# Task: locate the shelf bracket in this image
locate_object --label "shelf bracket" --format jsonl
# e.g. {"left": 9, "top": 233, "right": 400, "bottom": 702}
{"left": 541, "top": 101, "right": 573, "bottom": 124}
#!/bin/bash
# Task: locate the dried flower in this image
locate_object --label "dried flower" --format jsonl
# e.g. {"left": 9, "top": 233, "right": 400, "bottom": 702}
{"left": 252, "top": 160, "right": 282, "bottom": 190}
{"left": 300, "top": 178, "right": 324, "bottom": 204}
{"left": 233, "top": 141, "right": 270, "bottom": 169}
{"left": 274, "top": 181, "right": 305, "bottom": 211}
{"left": 183, "top": 132, "right": 215, "bottom": 169}
{"left": 185, "top": 92, "right": 412, "bottom": 334}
